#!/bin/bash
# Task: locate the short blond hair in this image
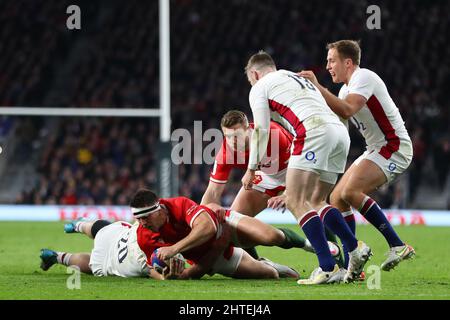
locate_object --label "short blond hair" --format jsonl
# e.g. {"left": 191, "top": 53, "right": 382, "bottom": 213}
{"left": 326, "top": 40, "right": 361, "bottom": 65}
{"left": 245, "top": 50, "right": 276, "bottom": 72}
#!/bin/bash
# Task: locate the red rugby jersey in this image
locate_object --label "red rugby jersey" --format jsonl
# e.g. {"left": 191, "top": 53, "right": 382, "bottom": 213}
{"left": 210, "top": 121, "right": 292, "bottom": 184}
{"left": 137, "top": 197, "right": 233, "bottom": 265}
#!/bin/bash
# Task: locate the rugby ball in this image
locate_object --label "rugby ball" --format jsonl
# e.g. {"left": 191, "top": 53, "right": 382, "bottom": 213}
{"left": 150, "top": 248, "right": 167, "bottom": 273}
{"left": 150, "top": 248, "right": 185, "bottom": 274}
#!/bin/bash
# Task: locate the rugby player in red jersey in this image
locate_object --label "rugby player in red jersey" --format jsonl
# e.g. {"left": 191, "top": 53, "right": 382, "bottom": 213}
{"left": 201, "top": 111, "right": 341, "bottom": 263}
{"left": 132, "top": 188, "right": 300, "bottom": 280}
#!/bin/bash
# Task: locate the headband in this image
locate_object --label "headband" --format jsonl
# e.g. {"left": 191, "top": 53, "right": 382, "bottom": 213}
{"left": 131, "top": 202, "right": 161, "bottom": 218}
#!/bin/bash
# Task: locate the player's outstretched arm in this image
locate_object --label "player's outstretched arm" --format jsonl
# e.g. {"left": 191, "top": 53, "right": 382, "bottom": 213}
{"left": 179, "top": 224, "right": 232, "bottom": 280}
{"left": 157, "top": 212, "right": 216, "bottom": 261}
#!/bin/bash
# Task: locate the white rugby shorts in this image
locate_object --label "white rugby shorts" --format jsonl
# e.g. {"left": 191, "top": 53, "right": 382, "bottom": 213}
{"left": 288, "top": 122, "right": 350, "bottom": 185}
{"left": 210, "top": 247, "right": 244, "bottom": 277}
{"left": 251, "top": 168, "right": 286, "bottom": 197}
{"left": 354, "top": 139, "right": 413, "bottom": 184}
{"left": 89, "top": 221, "right": 133, "bottom": 277}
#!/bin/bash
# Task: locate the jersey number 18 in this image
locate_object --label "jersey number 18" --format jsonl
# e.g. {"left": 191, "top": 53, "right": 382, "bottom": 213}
{"left": 288, "top": 74, "right": 317, "bottom": 91}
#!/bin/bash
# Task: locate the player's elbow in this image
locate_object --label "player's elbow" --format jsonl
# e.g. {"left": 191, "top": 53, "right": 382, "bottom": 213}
{"left": 340, "top": 108, "right": 354, "bottom": 119}
{"left": 192, "top": 213, "right": 218, "bottom": 242}
{"left": 333, "top": 101, "right": 358, "bottom": 119}
{"left": 341, "top": 95, "right": 366, "bottom": 119}
{"left": 341, "top": 114, "right": 352, "bottom": 120}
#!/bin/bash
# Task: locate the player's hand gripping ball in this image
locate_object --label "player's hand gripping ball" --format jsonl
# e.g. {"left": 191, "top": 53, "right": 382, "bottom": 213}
{"left": 150, "top": 248, "right": 184, "bottom": 274}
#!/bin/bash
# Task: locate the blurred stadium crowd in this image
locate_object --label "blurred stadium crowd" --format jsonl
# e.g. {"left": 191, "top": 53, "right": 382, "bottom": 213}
{"left": 0, "top": 0, "right": 448, "bottom": 208}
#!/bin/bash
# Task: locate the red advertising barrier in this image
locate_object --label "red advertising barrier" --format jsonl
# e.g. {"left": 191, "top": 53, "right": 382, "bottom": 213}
{"left": 59, "top": 206, "right": 133, "bottom": 222}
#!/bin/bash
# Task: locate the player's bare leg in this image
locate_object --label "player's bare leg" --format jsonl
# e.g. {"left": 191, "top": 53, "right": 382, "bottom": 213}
{"left": 66, "top": 253, "right": 92, "bottom": 274}
{"left": 227, "top": 212, "right": 339, "bottom": 257}
{"left": 310, "top": 179, "right": 349, "bottom": 277}
{"left": 340, "top": 159, "right": 403, "bottom": 245}
{"left": 330, "top": 164, "right": 359, "bottom": 267}
{"left": 231, "top": 251, "right": 277, "bottom": 279}
{"left": 65, "top": 220, "right": 96, "bottom": 239}
{"left": 228, "top": 188, "right": 269, "bottom": 259}
{"left": 286, "top": 168, "right": 371, "bottom": 283}
{"left": 340, "top": 159, "right": 386, "bottom": 207}
{"left": 330, "top": 164, "right": 356, "bottom": 213}
{"left": 231, "top": 215, "right": 284, "bottom": 247}
{"left": 310, "top": 178, "right": 334, "bottom": 209}
{"left": 284, "top": 169, "right": 340, "bottom": 284}
{"left": 41, "top": 220, "right": 112, "bottom": 274}
{"left": 230, "top": 189, "right": 283, "bottom": 248}
{"left": 338, "top": 159, "right": 414, "bottom": 270}
{"left": 231, "top": 187, "right": 270, "bottom": 217}
{"left": 41, "top": 220, "right": 96, "bottom": 272}
{"left": 231, "top": 250, "right": 298, "bottom": 279}
{"left": 310, "top": 179, "right": 346, "bottom": 267}
{"left": 310, "top": 174, "right": 371, "bottom": 282}
{"left": 65, "top": 219, "right": 113, "bottom": 243}
{"left": 285, "top": 169, "right": 317, "bottom": 216}
{"left": 230, "top": 187, "right": 329, "bottom": 256}
{"left": 40, "top": 249, "right": 92, "bottom": 274}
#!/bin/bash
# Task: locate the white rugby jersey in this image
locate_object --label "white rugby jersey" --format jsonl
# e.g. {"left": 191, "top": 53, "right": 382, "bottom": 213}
{"left": 105, "top": 223, "right": 149, "bottom": 278}
{"left": 338, "top": 67, "right": 411, "bottom": 159}
{"left": 248, "top": 69, "right": 342, "bottom": 165}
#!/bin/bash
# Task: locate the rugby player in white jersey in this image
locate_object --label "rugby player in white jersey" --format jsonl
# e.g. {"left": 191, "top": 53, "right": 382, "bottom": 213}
{"left": 40, "top": 220, "right": 151, "bottom": 278}
{"left": 299, "top": 40, "right": 415, "bottom": 271}
{"left": 40, "top": 205, "right": 300, "bottom": 280}
{"left": 243, "top": 51, "right": 371, "bottom": 284}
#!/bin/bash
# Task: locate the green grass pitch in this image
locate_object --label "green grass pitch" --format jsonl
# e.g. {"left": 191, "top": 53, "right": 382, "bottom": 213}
{"left": 0, "top": 222, "right": 449, "bottom": 300}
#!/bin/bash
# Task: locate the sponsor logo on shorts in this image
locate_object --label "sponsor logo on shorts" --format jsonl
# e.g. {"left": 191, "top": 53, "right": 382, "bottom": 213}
{"left": 305, "top": 151, "right": 316, "bottom": 162}
{"left": 388, "top": 163, "right": 397, "bottom": 172}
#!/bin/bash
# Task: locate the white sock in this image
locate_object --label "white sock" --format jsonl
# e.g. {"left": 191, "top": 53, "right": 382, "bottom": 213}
{"left": 57, "top": 252, "right": 72, "bottom": 266}
{"left": 341, "top": 210, "right": 354, "bottom": 218}
{"left": 74, "top": 221, "right": 85, "bottom": 233}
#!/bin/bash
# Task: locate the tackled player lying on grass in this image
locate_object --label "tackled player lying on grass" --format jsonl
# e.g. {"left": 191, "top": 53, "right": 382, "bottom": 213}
{"left": 41, "top": 189, "right": 340, "bottom": 279}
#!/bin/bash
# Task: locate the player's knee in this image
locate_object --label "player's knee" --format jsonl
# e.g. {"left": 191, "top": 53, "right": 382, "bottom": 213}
{"left": 341, "top": 186, "right": 359, "bottom": 205}
{"left": 329, "top": 189, "right": 340, "bottom": 206}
